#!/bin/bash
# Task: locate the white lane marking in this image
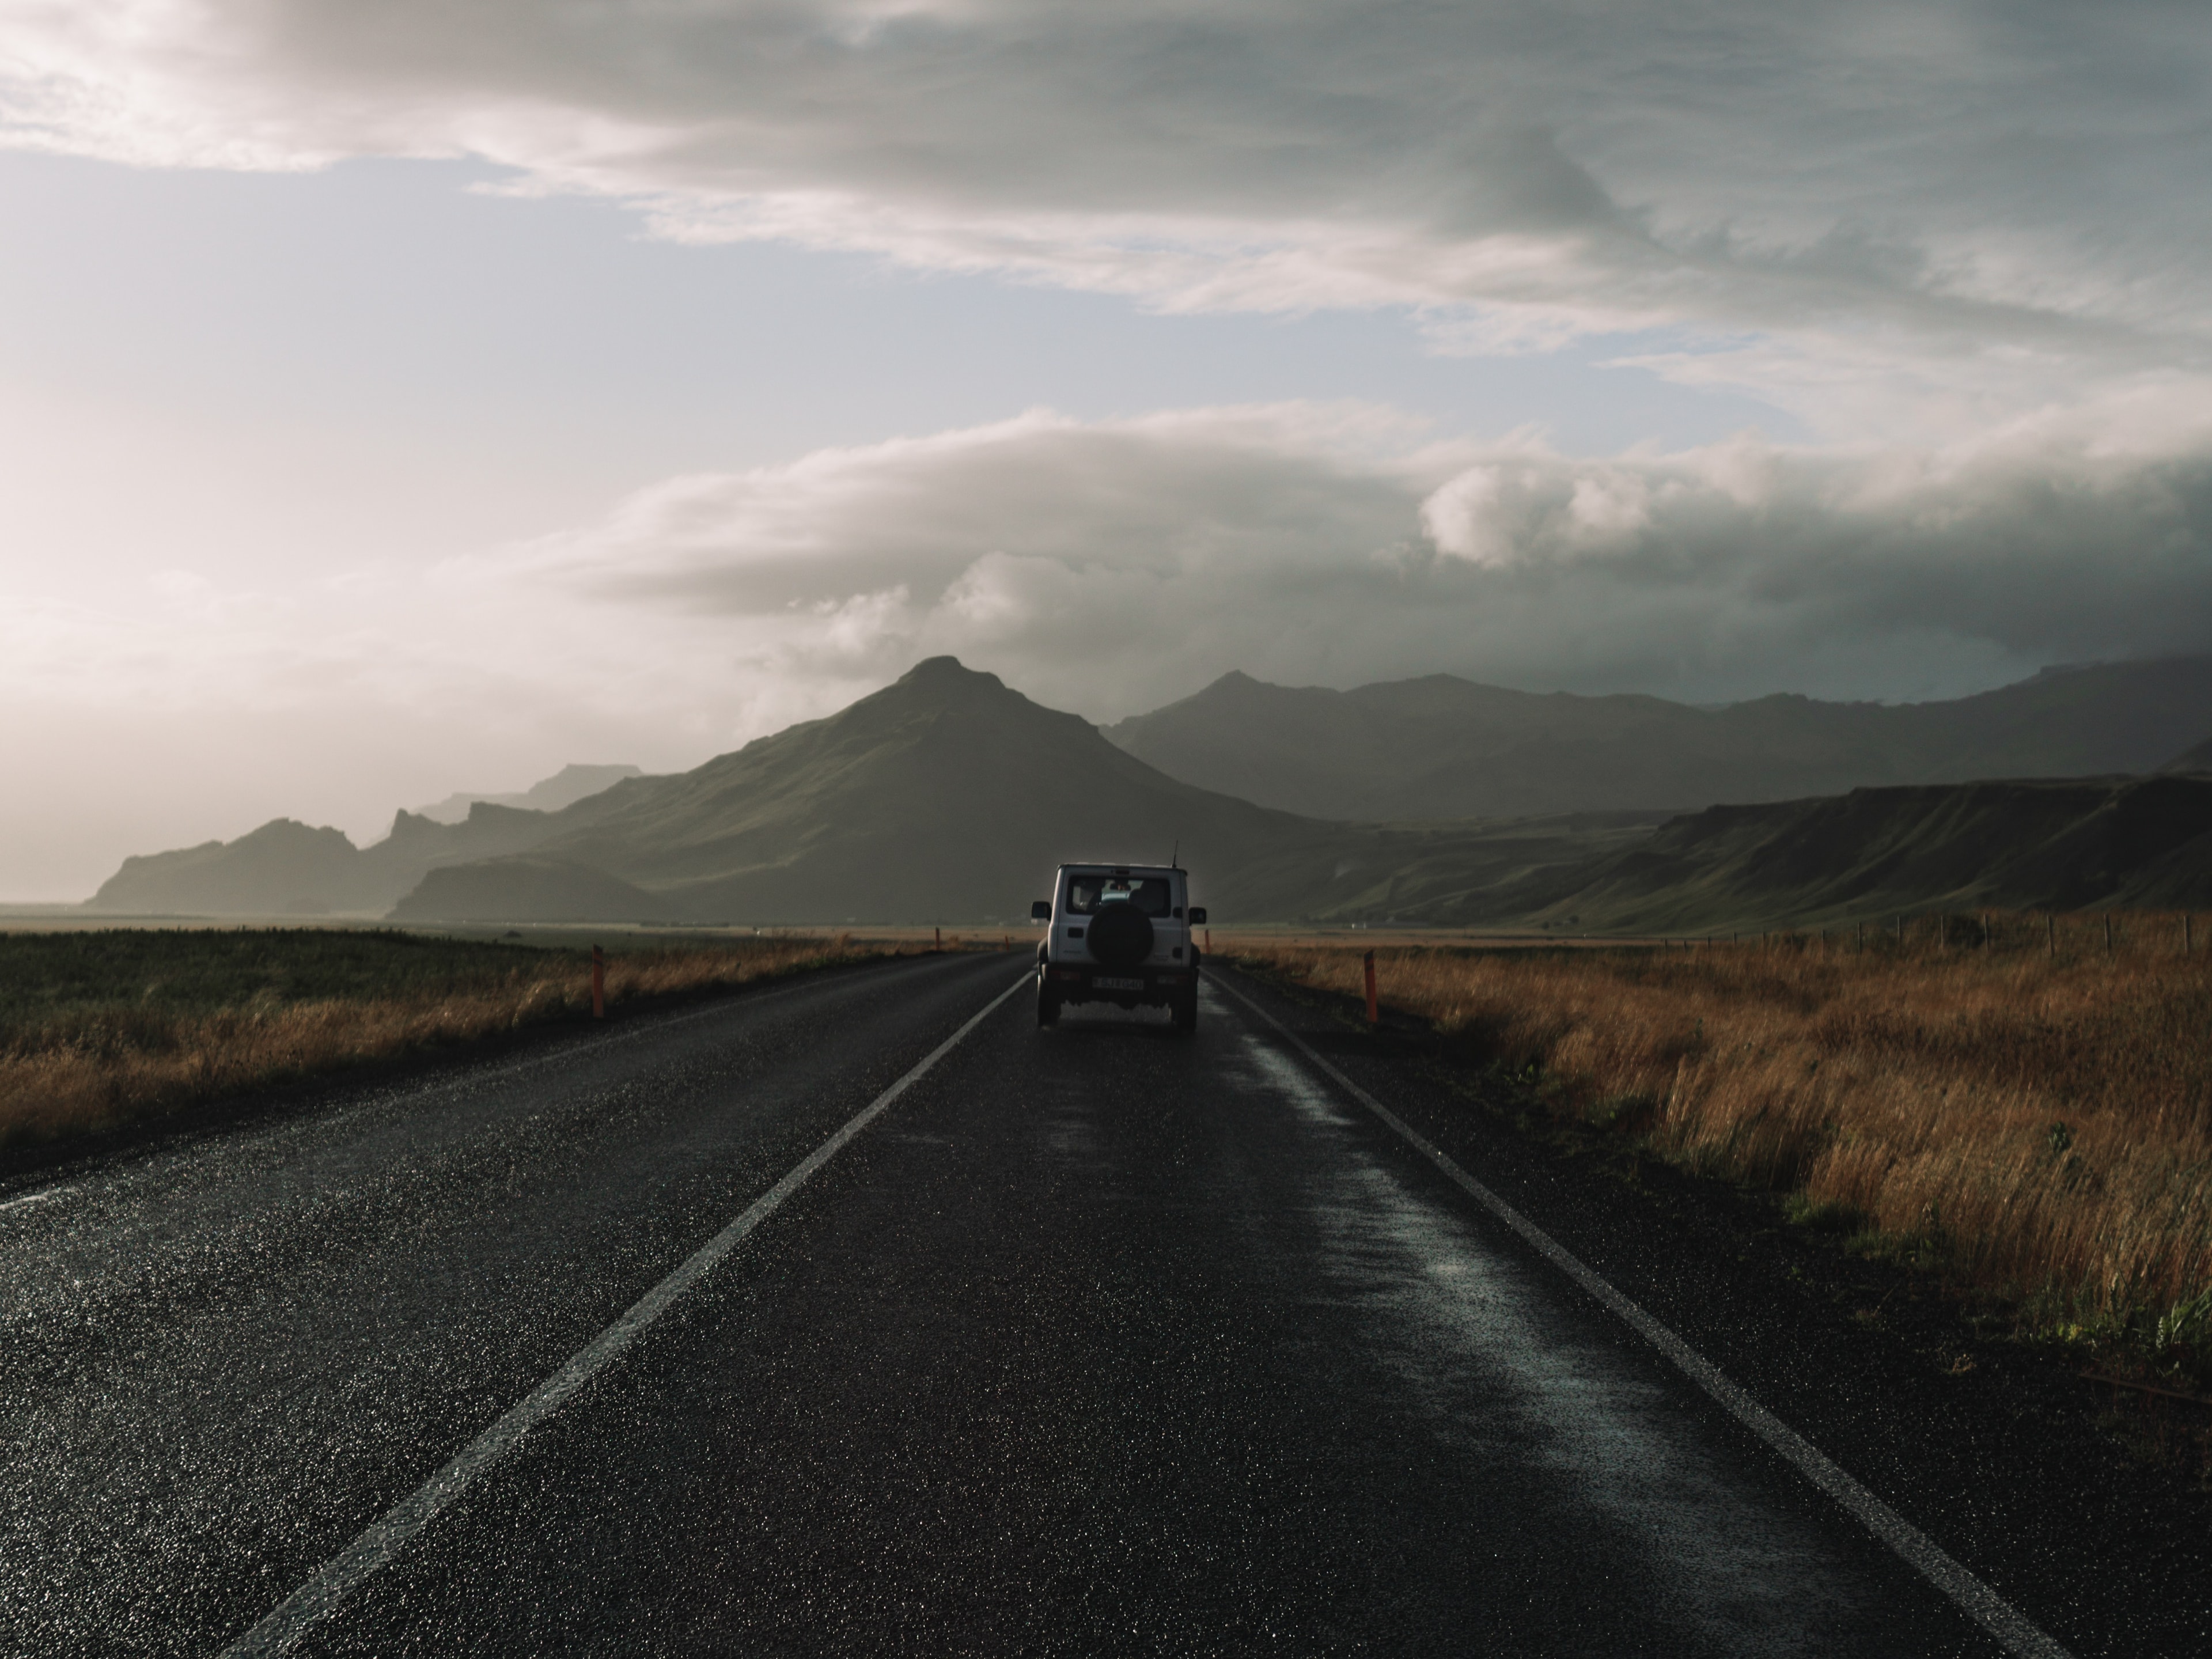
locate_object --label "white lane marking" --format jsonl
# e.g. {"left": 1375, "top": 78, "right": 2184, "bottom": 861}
{"left": 222, "top": 972, "right": 1032, "bottom": 1658}
{"left": 0, "top": 1185, "right": 73, "bottom": 1214}
{"left": 1207, "top": 970, "right": 2071, "bottom": 1659}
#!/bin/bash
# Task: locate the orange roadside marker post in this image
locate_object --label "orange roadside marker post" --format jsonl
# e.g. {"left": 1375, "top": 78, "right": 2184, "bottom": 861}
{"left": 1363, "top": 949, "right": 1378, "bottom": 1026}
{"left": 590, "top": 944, "right": 605, "bottom": 1020}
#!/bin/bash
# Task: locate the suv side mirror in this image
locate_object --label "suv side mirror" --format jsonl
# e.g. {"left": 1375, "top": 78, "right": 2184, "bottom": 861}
{"left": 1188, "top": 906, "right": 1207, "bottom": 925}
{"left": 1031, "top": 900, "right": 1052, "bottom": 921}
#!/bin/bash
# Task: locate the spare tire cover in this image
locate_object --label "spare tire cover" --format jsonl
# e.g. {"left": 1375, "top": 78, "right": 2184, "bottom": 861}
{"left": 1086, "top": 904, "right": 1154, "bottom": 968}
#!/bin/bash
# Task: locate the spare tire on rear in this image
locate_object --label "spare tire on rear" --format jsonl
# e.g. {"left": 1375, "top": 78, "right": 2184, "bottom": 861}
{"left": 1086, "top": 904, "right": 1153, "bottom": 967}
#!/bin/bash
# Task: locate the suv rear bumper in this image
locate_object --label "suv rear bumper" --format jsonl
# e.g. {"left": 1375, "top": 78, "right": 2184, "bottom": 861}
{"left": 1043, "top": 964, "right": 1195, "bottom": 1006}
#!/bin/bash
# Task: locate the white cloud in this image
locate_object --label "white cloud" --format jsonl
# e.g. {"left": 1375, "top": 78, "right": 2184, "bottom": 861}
{"left": 6, "top": 2, "right": 2209, "bottom": 432}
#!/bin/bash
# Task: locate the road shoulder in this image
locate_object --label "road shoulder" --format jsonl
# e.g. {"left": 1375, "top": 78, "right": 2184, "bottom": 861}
{"left": 1210, "top": 960, "right": 2212, "bottom": 1658}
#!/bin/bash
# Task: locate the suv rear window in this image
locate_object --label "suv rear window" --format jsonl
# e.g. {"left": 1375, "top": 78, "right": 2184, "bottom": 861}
{"left": 1063, "top": 876, "right": 1172, "bottom": 916}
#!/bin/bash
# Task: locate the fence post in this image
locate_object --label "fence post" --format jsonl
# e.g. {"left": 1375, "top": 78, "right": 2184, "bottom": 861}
{"left": 1205, "top": 927, "right": 1212, "bottom": 953}
{"left": 2047, "top": 914, "right": 2055, "bottom": 958}
{"left": 590, "top": 944, "right": 605, "bottom": 1020}
{"left": 2187, "top": 914, "right": 2195, "bottom": 955}
{"left": 934, "top": 926, "right": 941, "bottom": 952}
{"left": 1363, "top": 949, "right": 1378, "bottom": 1027}
{"left": 2104, "top": 913, "right": 2113, "bottom": 954}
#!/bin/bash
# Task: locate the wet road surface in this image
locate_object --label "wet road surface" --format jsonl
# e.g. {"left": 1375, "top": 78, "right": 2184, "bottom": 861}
{"left": 2, "top": 954, "right": 2020, "bottom": 1654}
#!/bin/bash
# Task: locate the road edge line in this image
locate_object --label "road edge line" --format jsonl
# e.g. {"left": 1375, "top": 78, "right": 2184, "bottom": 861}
{"left": 222, "top": 971, "right": 1032, "bottom": 1658}
{"left": 1207, "top": 968, "right": 2070, "bottom": 1659}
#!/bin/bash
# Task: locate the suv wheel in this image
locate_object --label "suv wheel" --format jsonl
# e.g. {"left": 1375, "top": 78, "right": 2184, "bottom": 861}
{"left": 1171, "top": 989, "right": 1197, "bottom": 1035}
{"left": 1037, "top": 973, "right": 1061, "bottom": 1028}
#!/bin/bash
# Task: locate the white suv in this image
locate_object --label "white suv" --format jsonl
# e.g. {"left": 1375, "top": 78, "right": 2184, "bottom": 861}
{"left": 1031, "top": 863, "right": 1206, "bottom": 1034}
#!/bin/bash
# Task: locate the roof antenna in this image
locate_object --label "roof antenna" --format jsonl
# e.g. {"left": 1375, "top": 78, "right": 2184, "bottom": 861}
{"left": 1171, "top": 837, "right": 1180, "bottom": 869}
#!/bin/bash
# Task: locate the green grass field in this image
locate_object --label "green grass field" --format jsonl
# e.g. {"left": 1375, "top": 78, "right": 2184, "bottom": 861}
{"left": 0, "top": 929, "right": 565, "bottom": 1036}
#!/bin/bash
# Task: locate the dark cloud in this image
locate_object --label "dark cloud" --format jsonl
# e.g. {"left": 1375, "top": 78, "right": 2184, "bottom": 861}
{"left": 496, "top": 405, "right": 2212, "bottom": 713}
{"left": 9, "top": 2, "right": 2209, "bottom": 410}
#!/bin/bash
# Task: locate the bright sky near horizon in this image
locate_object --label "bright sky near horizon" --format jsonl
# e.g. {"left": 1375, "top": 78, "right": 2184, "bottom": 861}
{"left": 3, "top": 1, "right": 2210, "bottom": 898}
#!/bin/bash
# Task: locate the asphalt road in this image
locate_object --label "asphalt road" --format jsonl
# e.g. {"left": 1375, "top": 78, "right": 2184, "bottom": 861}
{"left": 1, "top": 953, "right": 2027, "bottom": 1655}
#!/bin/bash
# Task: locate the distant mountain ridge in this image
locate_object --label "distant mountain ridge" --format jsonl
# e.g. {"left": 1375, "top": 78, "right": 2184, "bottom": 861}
{"left": 1105, "top": 658, "right": 2212, "bottom": 821}
{"left": 86, "top": 778, "right": 643, "bottom": 916}
{"left": 84, "top": 657, "right": 2212, "bottom": 929}
{"left": 2166, "top": 735, "right": 2212, "bottom": 774}
{"left": 410, "top": 763, "right": 645, "bottom": 825}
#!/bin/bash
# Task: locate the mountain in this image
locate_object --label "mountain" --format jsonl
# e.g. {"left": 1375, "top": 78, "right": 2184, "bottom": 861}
{"left": 1105, "top": 658, "right": 2212, "bottom": 821}
{"left": 1427, "top": 774, "right": 2212, "bottom": 934}
{"left": 85, "top": 788, "right": 641, "bottom": 916}
{"left": 88, "top": 820, "right": 391, "bottom": 916}
{"left": 411, "top": 763, "right": 645, "bottom": 825}
{"left": 1208, "top": 810, "right": 1672, "bottom": 927}
{"left": 391, "top": 657, "right": 1342, "bottom": 923}
{"left": 90, "top": 657, "right": 2212, "bottom": 927}
{"left": 2165, "top": 736, "right": 2212, "bottom": 774}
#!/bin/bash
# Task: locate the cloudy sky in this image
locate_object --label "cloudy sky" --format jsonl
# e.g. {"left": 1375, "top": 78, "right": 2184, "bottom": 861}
{"left": 4, "top": 1, "right": 2209, "bottom": 896}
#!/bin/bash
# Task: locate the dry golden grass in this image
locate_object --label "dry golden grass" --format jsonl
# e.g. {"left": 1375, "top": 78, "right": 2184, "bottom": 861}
{"left": 1232, "top": 922, "right": 2212, "bottom": 1344}
{"left": 0, "top": 934, "right": 902, "bottom": 1151}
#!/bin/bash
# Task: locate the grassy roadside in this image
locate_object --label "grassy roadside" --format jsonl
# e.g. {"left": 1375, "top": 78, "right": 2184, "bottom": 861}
{"left": 0, "top": 928, "right": 912, "bottom": 1154}
{"left": 1228, "top": 922, "right": 2212, "bottom": 1393}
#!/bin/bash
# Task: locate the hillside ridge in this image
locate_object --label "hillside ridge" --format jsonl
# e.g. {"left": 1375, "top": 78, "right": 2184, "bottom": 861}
{"left": 1106, "top": 657, "right": 2212, "bottom": 821}
{"left": 1441, "top": 774, "right": 2212, "bottom": 933}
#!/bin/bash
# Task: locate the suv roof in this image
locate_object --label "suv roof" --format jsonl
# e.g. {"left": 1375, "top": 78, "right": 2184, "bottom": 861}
{"left": 1056, "top": 862, "right": 1180, "bottom": 876}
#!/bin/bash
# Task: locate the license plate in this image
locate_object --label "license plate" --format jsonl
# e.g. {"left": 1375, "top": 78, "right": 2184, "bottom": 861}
{"left": 1091, "top": 975, "right": 1144, "bottom": 991}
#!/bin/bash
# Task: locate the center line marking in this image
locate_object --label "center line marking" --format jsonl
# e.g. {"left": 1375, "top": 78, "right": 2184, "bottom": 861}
{"left": 224, "top": 971, "right": 1031, "bottom": 1658}
{"left": 1208, "top": 968, "right": 2070, "bottom": 1659}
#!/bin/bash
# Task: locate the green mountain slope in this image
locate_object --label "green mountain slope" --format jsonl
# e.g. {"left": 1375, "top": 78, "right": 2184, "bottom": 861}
{"left": 1437, "top": 775, "right": 2212, "bottom": 933}
{"left": 1105, "top": 658, "right": 2212, "bottom": 820}
{"left": 1209, "top": 812, "right": 1672, "bottom": 926}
